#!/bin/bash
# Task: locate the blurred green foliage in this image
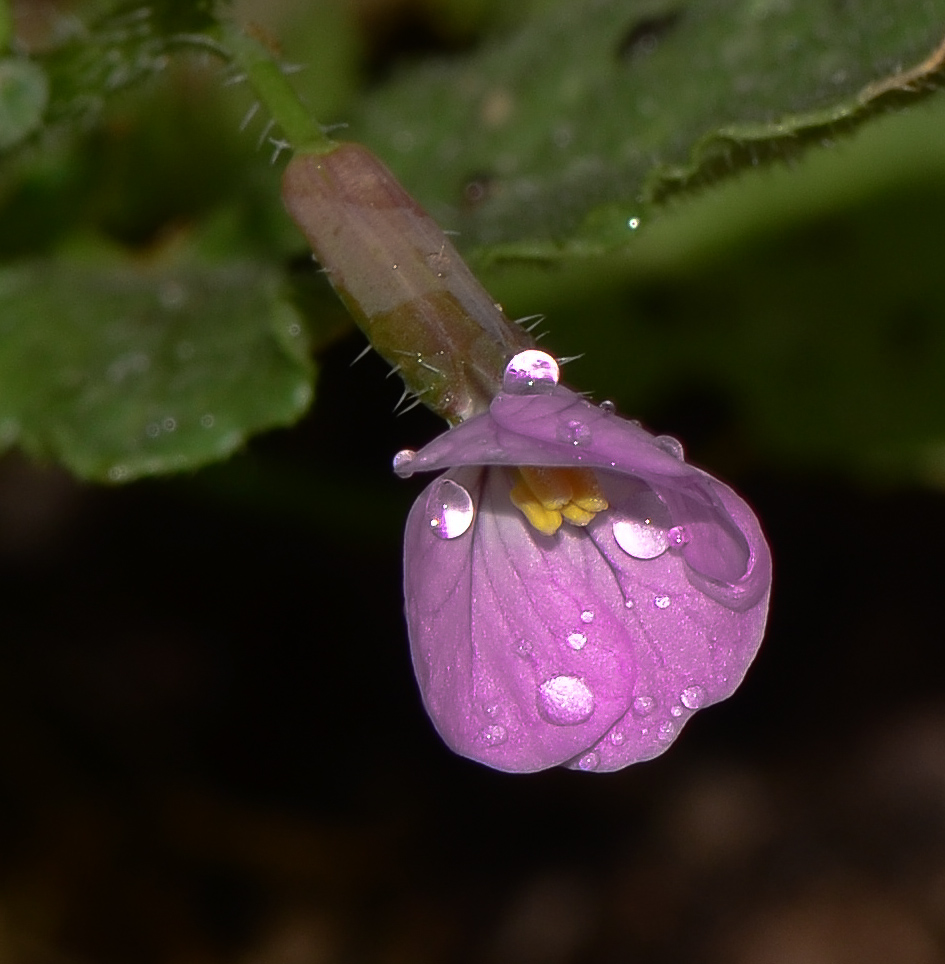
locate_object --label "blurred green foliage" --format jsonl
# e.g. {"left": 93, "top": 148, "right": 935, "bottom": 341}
{"left": 0, "top": 0, "right": 944, "bottom": 485}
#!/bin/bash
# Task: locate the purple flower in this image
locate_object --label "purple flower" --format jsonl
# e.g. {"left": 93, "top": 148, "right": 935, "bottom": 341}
{"left": 395, "top": 351, "right": 772, "bottom": 773}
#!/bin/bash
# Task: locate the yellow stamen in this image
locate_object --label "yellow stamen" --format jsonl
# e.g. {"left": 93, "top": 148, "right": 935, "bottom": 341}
{"left": 560, "top": 502, "right": 595, "bottom": 526}
{"left": 510, "top": 467, "right": 609, "bottom": 534}
{"left": 561, "top": 468, "right": 608, "bottom": 513}
{"left": 518, "top": 466, "right": 573, "bottom": 509}
{"left": 510, "top": 481, "right": 563, "bottom": 535}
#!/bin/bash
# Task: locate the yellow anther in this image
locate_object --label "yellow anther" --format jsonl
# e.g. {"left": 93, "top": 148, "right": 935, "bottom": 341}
{"left": 560, "top": 502, "right": 595, "bottom": 527}
{"left": 510, "top": 481, "right": 563, "bottom": 535}
{"left": 561, "top": 468, "right": 608, "bottom": 513}
{"left": 518, "top": 466, "right": 573, "bottom": 510}
{"left": 510, "top": 467, "right": 609, "bottom": 534}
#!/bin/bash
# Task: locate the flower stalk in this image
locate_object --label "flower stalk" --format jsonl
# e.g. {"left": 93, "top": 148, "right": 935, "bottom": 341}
{"left": 223, "top": 19, "right": 533, "bottom": 423}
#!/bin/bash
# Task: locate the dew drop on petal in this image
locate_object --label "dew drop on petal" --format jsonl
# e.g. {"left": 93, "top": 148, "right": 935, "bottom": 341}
{"left": 599, "top": 400, "right": 616, "bottom": 414}
{"left": 577, "top": 751, "right": 599, "bottom": 771}
{"left": 557, "top": 419, "right": 593, "bottom": 447}
{"left": 658, "top": 720, "right": 676, "bottom": 742}
{"left": 680, "top": 685, "right": 706, "bottom": 710}
{"left": 632, "top": 695, "right": 656, "bottom": 717}
{"left": 427, "top": 479, "right": 474, "bottom": 539}
{"left": 654, "top": 594, "right": 671, "bottom": 609}
{"left": 567, "top": 632, "right": 587, "bottom": 650}
{"left": 671, "top": 705, "right": 683, "bottom": 717}
{"left": 480, "top": 724, "right": 508, "bottom": 747}
{"left": 612, "top": 517, "right": 669, "bottom": 559}
{"left": 538, "top": 676, "right": 595, "bottom": 726}
{"left": 609, "top": 729, "right": 625, "bottom": 746}
{"left": 667, "top": 525, "right": 690, "bottom": 547}
{"left": 503, "top": 349, "right": 560, "bottom": 395}
{"left": 655, "top": 434, "right": 685, "bottom": 460}
{"left": 580, "top": 610, "right": 595, "bottom": 624}
{"left": 393, "top": 448, "right": 416, "bottom": 471}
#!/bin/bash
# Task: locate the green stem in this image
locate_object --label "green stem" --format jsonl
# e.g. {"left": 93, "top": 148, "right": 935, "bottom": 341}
{"left": 0, "top": 0, "right": 12, "bottom": 52}
{"left": 220, "top": 20, "right": 335, "bottom": 155}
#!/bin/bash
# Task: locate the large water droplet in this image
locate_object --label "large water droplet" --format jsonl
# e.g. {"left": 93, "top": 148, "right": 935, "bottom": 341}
{"left": 557, "top": 419, "right": 593, "bottom": 447}
{"left": 632, "top": 695, "right": 656, "bottom": 717}
{"left": 538, "top": 676, "right": 595, "bottom": 726}
{"left": 567, "top": 632, "right": 587, "bottom": 650}
{"left": 654, "top": 594, "right": 671, "bottom": 609}
{"left": 612, "top": 517, "right": 669, "bottom": 559}
{"left": 680, "top": 684, "right": 706, "bottom": 710}
{"left": 577, "top": 751, "right": 599, "bottom": 771}
{"left": 480, "top": 724, "right": 508, "bottom": 747}
{"left": 393, "top": 449, "right": 416, "bottom": 471}
{"left": 426, "top": 479, "right": 474, "bottom": 539}
{"left": 503, "top": 349, "right": 559, "bottom": 395}
{"left": 655, "top": 435, "right": 684, "bottom": 460}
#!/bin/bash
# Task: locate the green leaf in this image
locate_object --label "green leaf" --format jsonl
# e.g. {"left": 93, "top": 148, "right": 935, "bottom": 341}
{"left": 349, "top": 0, "right": 945, "bottom": 259}
{"left": 0, "top": 259, "right": 315, "bottom": 482}
{"left": 0, "top": 57, "right": 48, "bottom": 151}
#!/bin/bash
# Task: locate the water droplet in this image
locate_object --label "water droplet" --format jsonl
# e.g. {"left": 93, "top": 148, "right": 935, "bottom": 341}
{"left": 658, "top": 720, "right": 675, "bottom": 742}
{"left": 680, "top": 685, "right": 706, "bottom": 710}
{"left": 599, "top": 400, "right": 616, "bottom": 414}
{"left": 612, "top": 517, "right": 669, "bottom": 560}
{"left": 667, "top": 525, "right": 690, "bottom": 547}
{"left": 162, "top": 417, "right": 177, "bottom": 433}
{"left": 538, "top": 676, "right": 595, "bottom": 726}
{"left": 655, "top": 434, "right": 684, "bottom": 460}
{"left": 609, "top": 730, "right": 625, "bottom": 746}
{"left": 580, "top": 610, "right": 594, "bottom": 624}
{"left": 427, "top": 479, "right": 474, "bottom": 539}
{"left": 145, "top": 422, "right": 160, "bottom": 439}
{"left": 514, "top": 639, "right": 533, "bottom": 659}
{"left": 624, "top": 599, "right": 635, "bottom": 609}
{"left": 632, "top": 695, "right": 656, "bottom": 717}
{"left": 200, "top": 413, "right": 215, "bottom": 429}
{"left": 557, "top": 419, "right": 593, "bottom": 447}
{"left": 577, "top": 751, "right": 599, "bottom": 771}
{"left": 287, "top": 322, "right": 302, "bottom": 337}
{"left": 480, "top": 724, "right": 507, "bottom": 747}
{"left": 671, "top": 705, "right": 683, "bottom": 717}
{"left": 503, "top": 349, "right": 559, "bottom": 395}
{"left": 628, "top": 217, "right": 641, "bottom": 230}
{"left": 654, "top": 595, "right": 671, "bottom": 609}
{"left": 567, "top": 632, "right": 587, "bottom": 651}
{"left": 108, "top": 464, "right": 129, "bottom": 482}
{"left": 425, "top": 250, "right": 450, "bottom": 278}
{"left": 393, "top": 449, "right": 416, "bottom": 471}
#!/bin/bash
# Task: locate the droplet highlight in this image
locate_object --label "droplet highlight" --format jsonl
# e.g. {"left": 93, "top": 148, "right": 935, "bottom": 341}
{"left": 577, "top": 751, "right": 599, "bottom": 771}
{"left": 557, "top": 419, "right": 593, "bottom": 447}
{"left": 538, "top": 676, "right": 595, "bottom": 726}
{"left": 632, "top": 695, "right": 656, "bottom": 717}
{"left": 503, "top": 349, "right": 560, "bottom": 395}
{"left": 612, "top": 517, "right": 669, "bottom": 560}
{"left": 427, "top": 479, "right": 474, "bottom": 540}
{"left": 667, "top": 525, "right": 690, "bottom": 547}
{"left": 655, "top": 435, "right": 684, "bottom": 460}
{"left": 567, "top": 632, "right": 587, "bottom": 651}
{"left": 393, "top": 449, "right": 416, "bottom": 471}
{"left": 680, "top": 685, "right": 706, "bottom": 710}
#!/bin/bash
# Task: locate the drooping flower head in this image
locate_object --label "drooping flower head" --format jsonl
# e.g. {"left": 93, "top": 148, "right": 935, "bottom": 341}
{"left": 396, "top": 350, "right": 772, "bottom": 773}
